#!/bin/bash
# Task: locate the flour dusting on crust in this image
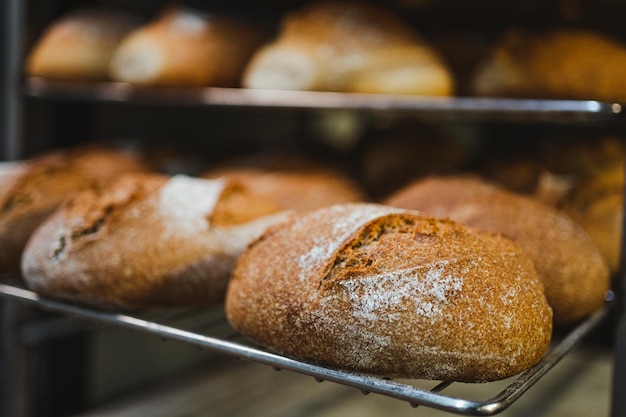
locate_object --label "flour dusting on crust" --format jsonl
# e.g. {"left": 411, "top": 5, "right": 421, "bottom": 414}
{"left": 297, "top": 204, "right": 404, "bottom": 280}
{"left": 338, "top": 261, "right": 464, "bottom": 322}
{"left": 159, "top": 175, "right": 225, "bottom": 235}
{"left": 170, "top": 10, "right": 209, "bottom": 35}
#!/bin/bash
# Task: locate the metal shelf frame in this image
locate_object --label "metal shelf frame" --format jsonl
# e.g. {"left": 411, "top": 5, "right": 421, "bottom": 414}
{"left": 24, "top": 77, "right": 625, "bottom": 124}
{"left": 2, "top": 1, "right": 626, "bottom": 415}
{"left": 0, "top": 283, "right": 614, "bottom": 416}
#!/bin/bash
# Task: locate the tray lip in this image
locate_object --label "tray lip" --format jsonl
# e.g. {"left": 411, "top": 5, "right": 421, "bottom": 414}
{"left": 0, "top": 282, "right": 612, "bottom": 416}
{"left": 24, "top": 77, "right": 623, "bottom": 122}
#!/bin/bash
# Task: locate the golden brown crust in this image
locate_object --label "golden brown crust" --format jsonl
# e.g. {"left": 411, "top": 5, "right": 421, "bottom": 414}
{"left": 385, "top": 175, "right": 610, "bottom": 324}
{"left": 203, "top": 167, "right": 366, "bottom": 213}
{"left": 243, "top": 0, "right": 454, "bottom": 95}
{"left": 21, "top": 173, "right": 292, "bottom": 309}
{"left": 26, "top": 7, "right": 140, "bottom": 80}
{"left": 226, "top": 203, "right": 552, "bottom": 381}
{"left": 0, "top": 145, "right": 147, "bottom": 275}
{"left": 472, "top": 28, "right": 626, "bottom": 101}
{"left": 110, "top": 6, "right": 267, "bottom": 87}
{"left": 209, "top": 182, "right": 286, "bottom": 227}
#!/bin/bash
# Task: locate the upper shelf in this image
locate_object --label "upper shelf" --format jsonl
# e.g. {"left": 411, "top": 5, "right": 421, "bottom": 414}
{"left": 24, "top": 77, "right": 624, "bottom": 124}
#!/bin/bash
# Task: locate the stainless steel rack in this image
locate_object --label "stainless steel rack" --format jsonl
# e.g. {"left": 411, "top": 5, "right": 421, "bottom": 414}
{"left": 0, "top": 281, "right": 613, "bottom": 416}
{"left": 1, "top": 3, "right": 624, "bottom": 413}
{"left": 24, "top": 77, "right": 624, "bottom": 123}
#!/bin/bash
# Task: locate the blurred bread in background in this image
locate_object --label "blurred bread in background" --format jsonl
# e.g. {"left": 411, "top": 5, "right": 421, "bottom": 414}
{"left": 243, "top": 0, "right": 454, "bottom": 95}
{"left": 472, "top": 28, "right": 626, "bottom": 101}
{"left": 540, "top": 137, "right": 625, "bottom": 273}
{"left": 203, "top": 153, "right": 367, "bottom": 212}
{"left": 356, "top": 123, "right": 472, "bottom": 198}
{"left": 26, "top": 7, "right": 140, "bottom": 80}
{"left": 110, "top": 6, "right": 267, "bottom": 87}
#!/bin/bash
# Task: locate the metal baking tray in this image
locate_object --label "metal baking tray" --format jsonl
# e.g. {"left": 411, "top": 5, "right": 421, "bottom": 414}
{"left": 0, "top": 282, "right": 612, "bottom": 416}
{"left": 24, "top": 77, "right": 623, "bottom": 123}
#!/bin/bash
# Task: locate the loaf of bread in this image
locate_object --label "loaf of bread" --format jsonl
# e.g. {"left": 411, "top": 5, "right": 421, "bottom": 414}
{"left": 243, "top": 0, "right": 454, "bottom": 95}
{"left": 203, "top": 167, "right": 366, "bottom": 212}
{"left": 21, "top": 173, "right": 296, "bottom": 309}
{"left": 26, "top": 8, "right": 140, "bottom": 80}
{"left": 20, "top": 158, "right": 369, "bottom": 308}
{"left": 385, "top": 175, "right": 610, "bottom": 324}
{"left": 471, "top": 28, "right": 626, "bottom": 101}
{"left": 110, "top": 6, "right": 266, "bottom": 87}
{"left": 0, "top": 145, "right": 147, "bottom": 276}
{"left": 226, "top": 203, "right": 552, "bottom": 382}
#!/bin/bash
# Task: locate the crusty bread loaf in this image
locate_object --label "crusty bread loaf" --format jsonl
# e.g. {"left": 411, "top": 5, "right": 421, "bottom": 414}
{"left": 471, "top": 28, "right": 626, "bottom": 101}
{"left": 226, "top": 203, "right": 552, "bottom": 382}
{"left": 385, "top": 175, "right": 610, "bottom": 324}
{"left": 21, "top": 173, "right": 295, "bottom": 309}
{"left": 203, "top": 167, "right": 366, "bottom": 212}
{"left": 26, "top": 8, "right": 140, "bottom": 80}
{"left": 110, "top": 6, "right": 266, "bottom": 87}
{"left": 243, "top": 0, "right": 454, "bottom": 95}
{"left": 0, "top": 145, "right": 147, "bottom": 276}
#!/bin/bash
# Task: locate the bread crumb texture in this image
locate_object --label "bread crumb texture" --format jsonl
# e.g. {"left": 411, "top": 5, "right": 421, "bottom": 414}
{"left": 226, "top": 203, "right": 552, "bottom": 382}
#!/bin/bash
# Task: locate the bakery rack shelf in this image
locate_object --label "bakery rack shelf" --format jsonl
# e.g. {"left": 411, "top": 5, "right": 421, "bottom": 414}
{"left": 0, "top": 281, "right": 613, "bottom": 416}
{"left": 24, "top": 77, "right": 624, "bottom": 123}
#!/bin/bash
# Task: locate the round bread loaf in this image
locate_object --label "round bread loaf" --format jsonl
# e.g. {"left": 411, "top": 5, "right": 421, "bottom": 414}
{"left": 226, "top": 203, "right": 552, "bottom": 382}
{"left": 0, "top": 145, "right": 147, "bottom": 276}
{"left": 385, "top": 175, "right": 610, "bottom": 324}
{"left": 21, "top": 173, "right": 293, "bottom": 309}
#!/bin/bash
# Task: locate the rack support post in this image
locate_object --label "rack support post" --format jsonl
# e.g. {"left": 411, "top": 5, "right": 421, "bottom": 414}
{"left": 611, "top": 143, "right": 626, "bottom": 417}
{"left": 0, "top": 0, "right": 25, "bottom": 160}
